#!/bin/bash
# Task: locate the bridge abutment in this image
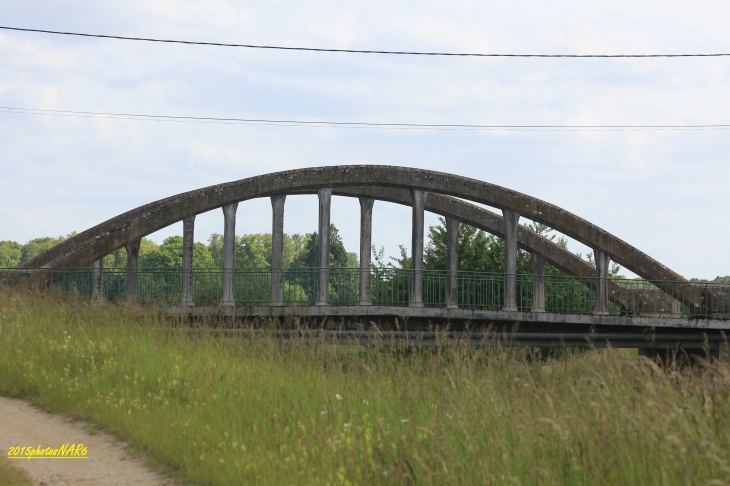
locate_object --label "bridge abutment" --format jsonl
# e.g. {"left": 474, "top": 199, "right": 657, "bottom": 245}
{"left": 410, "top": 190, "right": 428, "bottom": 308}
{"left": 221, "top": 203, "right": 238, "bottom": 306}
{"left": 359, "top": 197, "right": 374, "bottom": 306}
{"left": 502, "top": 209, "right": 520, "bottom": 312}
{"left": 271, "top": 195, "right": 286, "bottom": 306}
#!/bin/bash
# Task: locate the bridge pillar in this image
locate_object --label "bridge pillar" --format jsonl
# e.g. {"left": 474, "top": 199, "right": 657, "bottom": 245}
{"left": 502, "top": 209, "right": 520, "bottom": 312}
{"left": 316, "top": 188, "right": 332, "bottom": 306}
{"left": 531, "top": 253, "right": 546, "bottom": 313}
{"left": 125, "top": 239, "right": 141, "bottom": 302}
{"left": 446, "top": 216, "right": 460, "bottom": 309}
{"left": 92, "top": 259, "right": 103, "bottom": 302}
{"left": 410, "top": 190, "right": 428, "bottom": 308}
{"left": 182, "top": 216, "right": 195, "bottom": 306}
{"left": 270, "top": 195, "right": 286, "bottom": 306}
{"left": 594, "top": 249, "right": 610, "bottom": 315}
{"left": 359, "top": 197, "right": 374, "bottom": 306}
{"left": 221, "top": 203, "right": 238, "bottom": 307}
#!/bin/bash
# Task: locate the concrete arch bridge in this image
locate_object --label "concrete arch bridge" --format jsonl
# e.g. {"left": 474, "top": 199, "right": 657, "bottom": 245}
{"left": 7, "top": 166, "right": 730, "bottom": 357}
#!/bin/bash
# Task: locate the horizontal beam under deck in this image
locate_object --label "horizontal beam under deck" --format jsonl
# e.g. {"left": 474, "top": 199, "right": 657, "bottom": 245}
{"left": 160, "top": 305, "right": 730, "bottom": 331}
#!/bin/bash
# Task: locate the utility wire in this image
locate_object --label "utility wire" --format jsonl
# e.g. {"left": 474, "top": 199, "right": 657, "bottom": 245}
{"left": 2, "top": 106, "right": 729, "bottom": 132}
{"left": 1, "top": 26, "right": 729, "bottom": 58}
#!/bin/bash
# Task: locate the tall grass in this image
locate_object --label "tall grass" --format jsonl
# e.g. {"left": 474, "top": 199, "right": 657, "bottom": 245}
{"left": 1, "top": 289, "right": 730, "bottom": 485}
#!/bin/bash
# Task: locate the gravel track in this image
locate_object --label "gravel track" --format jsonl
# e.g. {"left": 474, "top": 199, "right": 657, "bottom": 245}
{"left": 0, "top": 396, "right": 175, "bottom": 485}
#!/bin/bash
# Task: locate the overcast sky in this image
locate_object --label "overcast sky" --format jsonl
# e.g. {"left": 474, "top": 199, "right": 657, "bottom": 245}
{"left": 0, "top": 1, "right": 728, "bottom": 279}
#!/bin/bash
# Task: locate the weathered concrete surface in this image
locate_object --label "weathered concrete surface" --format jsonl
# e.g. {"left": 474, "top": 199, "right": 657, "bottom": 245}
{"left": 92, "top": 259, "right": 102, "bottom": 301}
{"left": 161, "top": 304, "right": 730, "bottom": 331}
{"left": 410, "top": 189, "right": 428, "bottom": 308}
{"left": 270, "top": 195, "right": 286, "bottom": 306}
{"left": 532, "top": 253, "right": 546, "bottom": 313}
{"left": 24, "top": 165, "right": 685, "bottom": 281}
{"left": 594, "top": 249, "right": 610, "bottom": 315}
{"left": 20, "top": 166, "right": 683, "bottom": 282}
{"left": 21, "top": 165, "right": 713, "bottom": 311}
{"left": 502, "top": 209, "right": 520, "bottom": 312}
{"left": 445, "top": 216, "right": 459, "bottom": 309}
{"left": 221, "top": 203, "right": 237, "bottom": 306}
{"left": 316, "top": 188, "right": 332, "bottom": 306}
{"left": 358, "top": 197, "right": 374, "bottom": 306}
{"left": 125, "top": 239, "right": 140, "bottom": 302}
{"left": 182, "top": 216, "right": 195, "bottom": 306}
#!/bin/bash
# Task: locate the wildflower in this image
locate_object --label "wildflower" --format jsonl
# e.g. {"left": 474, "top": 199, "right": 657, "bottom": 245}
{"left": 343, "top": 423, "right": 351, "bottom": 428}
{"left": 401, "top": 419, "right": 409, "bottom": 423}
{"left": 445, "top": 413, "right": 453, "bottom": 419}
{"left": 321, "top": 410, "right": 328, "bottom": 415}
{"left": 335, "top": 394, "right": 342, "bottom": 400}
{"left": 362, "top": 399, "right": 369, "bottom": 405}
{"left": 382, "top": 471, "right": 389, "bottom": 476}
{"left": 332, "top": 440, "right": 341, "bottom": 445}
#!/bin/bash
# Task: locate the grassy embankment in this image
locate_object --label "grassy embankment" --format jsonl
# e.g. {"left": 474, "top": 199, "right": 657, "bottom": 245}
{"left": 0, "top": 457, "right": 33, "bottom": 486}
{"left": 1, "top": 289, "right": 730, "bottom": 485}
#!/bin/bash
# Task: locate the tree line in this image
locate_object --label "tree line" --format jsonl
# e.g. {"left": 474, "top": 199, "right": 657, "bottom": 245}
{"left": 12, "top": 218, "right": 716, "bottom": 282}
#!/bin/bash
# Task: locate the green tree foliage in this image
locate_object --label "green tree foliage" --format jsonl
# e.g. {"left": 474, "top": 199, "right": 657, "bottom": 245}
{"left": 423, "top": 218, "right": 532, "bottom": 274}
{"left": 140, "top": 236, "right": 215, "bottom": 270}
{"left": 0, "top": 234, "right": 76, "bottom": 268}
{"left": 208, "top": 233, "right": 307, "bottom": 269}
{"left": 0, "top": 241, "right": 22, "bottom": 267}
{"left": 292, "top": 225, "right": 357, "bottom": 269}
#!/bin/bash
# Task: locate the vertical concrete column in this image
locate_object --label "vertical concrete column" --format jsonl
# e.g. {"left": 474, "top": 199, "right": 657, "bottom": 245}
{"left": 221, "top": 203, "right": 238, "bottom": 307}
{"left": 270, "top": 195, "right": 286, "bottom": 306}
{"left": 181, "top": 216, "right": 195, "bottom": 306}
{"left": 446, "top": 216, "right": 460, "bottom": 309}
{"left": 594, "top": 249, "right": 610, "bottom": 315}
{"left": 316, "top": 188, "right": 332, "bottom": 306}
{"left": 92, "top": 259, "right": 103, "bottom": 302}
{"left": 410, "top": 189, "right": 428, "bottom": 308}
{"left": 502, "top": 209, "right": 520, "bottom": 312}
{"left": 125, "top": 239, "right": 141, "bottom": 302}
{"left": 531, "top": 253, "right": 546, "bottom": 313}
{"left": 358, "top": 197, "right": 374, "bottom": 306}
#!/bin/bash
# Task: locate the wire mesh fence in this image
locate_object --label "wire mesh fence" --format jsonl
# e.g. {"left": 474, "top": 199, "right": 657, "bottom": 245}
{"left": 0, "top": 267, "right": 728, "bottom": 319}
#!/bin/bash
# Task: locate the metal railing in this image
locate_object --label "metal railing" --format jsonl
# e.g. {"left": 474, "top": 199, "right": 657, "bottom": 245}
{"left": 1, "top": 267, "right": 728, "bottom": 319}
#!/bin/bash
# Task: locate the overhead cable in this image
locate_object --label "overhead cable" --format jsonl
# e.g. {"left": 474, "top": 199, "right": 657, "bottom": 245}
{"left": 1, "top": 26, "right": 729, "bottom": 58}
{"left": 1, "top": 106, "right": 729, "bottom": 132}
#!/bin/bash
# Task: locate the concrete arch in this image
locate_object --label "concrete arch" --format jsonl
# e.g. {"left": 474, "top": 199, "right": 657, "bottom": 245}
{"left": 20, "top": 165, "right": 681, "bottom": 286}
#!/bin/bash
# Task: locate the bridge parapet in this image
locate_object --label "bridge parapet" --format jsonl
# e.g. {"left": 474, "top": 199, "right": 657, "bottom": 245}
{"left": 2, "top": 267, "right": 728, "bottom": 321}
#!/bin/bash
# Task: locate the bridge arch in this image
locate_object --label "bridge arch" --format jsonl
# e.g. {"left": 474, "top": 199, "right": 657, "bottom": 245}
{"left": 22, "top": 165, "right": 682, "bottom": 284}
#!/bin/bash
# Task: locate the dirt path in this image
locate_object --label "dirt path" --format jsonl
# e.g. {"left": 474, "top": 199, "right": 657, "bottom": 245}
{"left": 0, "top": 396, "right": 175, "bottom": 485}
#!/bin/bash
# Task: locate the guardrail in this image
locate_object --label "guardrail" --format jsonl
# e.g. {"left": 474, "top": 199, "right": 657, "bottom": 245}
{"left": 1, "top": 268, "right": 728, "bottom": 319}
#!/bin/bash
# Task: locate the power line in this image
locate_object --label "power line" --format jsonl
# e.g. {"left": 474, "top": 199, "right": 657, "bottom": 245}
{"left": 2, "top": 106, "right": 729, "bottom": 132}
{"left": 2, "top": 25, "right": 729, "bottom": 58}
